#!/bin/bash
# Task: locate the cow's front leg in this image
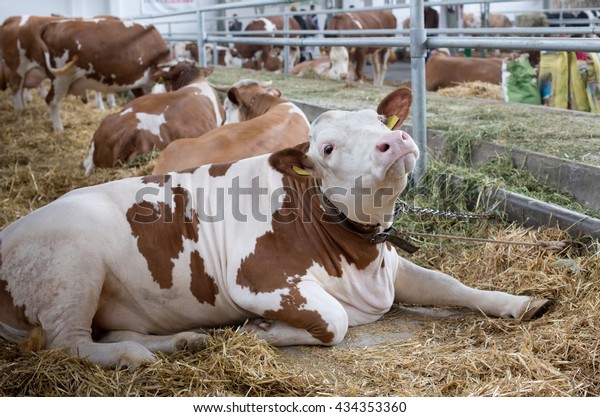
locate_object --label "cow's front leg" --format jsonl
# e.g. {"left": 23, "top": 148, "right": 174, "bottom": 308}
{"left": 237, "top": 279, "right": 348, "bottom": 346}
{"left": 394, "top": 257, "right": 550, "bottom": 319}
{"left": 98, "top": 330, "right": 210, "bottom": 353}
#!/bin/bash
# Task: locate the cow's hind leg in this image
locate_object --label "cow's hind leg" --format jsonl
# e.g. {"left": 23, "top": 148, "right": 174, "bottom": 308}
{"left": 98, "top": 330, "right": 210, "bottom": 354}
{"left": 394, "top": 258, "right": 550, "bottom": 319}
{"left": 236, "top": 280, "right": 349, "bottom": 346}
{"left": 28, "top": 248, "right": 156, "bottom": 368}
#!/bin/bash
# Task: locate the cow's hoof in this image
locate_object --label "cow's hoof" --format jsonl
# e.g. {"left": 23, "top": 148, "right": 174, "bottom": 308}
{"left": 174, "top": 332, "right": 210, "bottom": 353}
{"left": 521, "top": 298, "right": 552, "bottom": 320}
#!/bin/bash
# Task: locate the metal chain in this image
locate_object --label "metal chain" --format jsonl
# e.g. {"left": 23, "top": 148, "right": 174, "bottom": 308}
{"left": 393, "top": 200, "right": 495, "bottom": 221}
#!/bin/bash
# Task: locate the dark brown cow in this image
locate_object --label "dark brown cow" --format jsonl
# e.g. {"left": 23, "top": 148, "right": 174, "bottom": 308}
{"left": 425, "top": 50, "right": 503, "bottom": 91}
{"left": 39, "top": 17, "right": 170, "bottom": 131}
{"left": 83, "top": 64, "right": 223, "bottom": 175}
{"left": 235, "top": 16, "right": 302, "bottom": 71}
{"left": 152, "top": 79, "right": 309, "bottom": 173}
{"left": 325, "top": 10, "right": 397, "bottom": 86}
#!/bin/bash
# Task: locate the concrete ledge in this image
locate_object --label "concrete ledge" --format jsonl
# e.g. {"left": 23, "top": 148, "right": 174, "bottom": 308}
{"left": 491, "top": 188, "right": 600, "bottom": 239}
{"left": 472, "top": 143, "right": 600, "bottom": 213}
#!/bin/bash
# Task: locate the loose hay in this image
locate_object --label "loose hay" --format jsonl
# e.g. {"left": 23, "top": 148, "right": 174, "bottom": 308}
{"left": 1, "top": 77, "right": 599, "bottom": 397}
{"left": 436, "top": 81, "right": 504, "bottom": 100}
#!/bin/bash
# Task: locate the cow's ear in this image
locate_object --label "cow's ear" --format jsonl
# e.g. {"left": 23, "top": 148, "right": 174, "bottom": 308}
{"left": 376, "top": 87, "right": 412, "bottom": 130}
{"left": 266, "top": 88, "right": 282, "bottom": 97}
{"left": 268, "top": 142, "right": 313, "bottom": 181}
{"left": 227, "top": 87, "right": 241, "bottom": 106}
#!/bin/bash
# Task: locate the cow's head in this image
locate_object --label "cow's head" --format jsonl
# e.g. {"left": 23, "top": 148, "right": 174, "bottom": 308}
{"left": 151, "top": 61, "right": 213, "bottom": 92}
{"left": 216, "top": 79, "right": 279, "bottom": 124}
{"left": 326, "top": 46, "right": 349, "bottom": 80}
{"left": 270, "top": 87, "right": 417, "bottom": 227}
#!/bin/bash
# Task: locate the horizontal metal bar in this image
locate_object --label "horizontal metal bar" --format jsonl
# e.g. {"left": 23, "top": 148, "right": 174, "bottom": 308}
{"left": 202, "top": 34, "right": 600, "bottom": 53}
{"left": 206, "top": 35, "right": 411, "bottom": 48}
{"left": 209, "top": 29, "right": 409, "bottom": 36}
{"left": 428, "top": 36, "right": 600, "bottom": 52}
{"left": 424, "top": 0, "right": 526, "bottom": 7}
{"left": 430, "top": 27, "right": 600, "bottom": 36}
{"left": 206, "top": 26, "right": 599, "bottom": 38}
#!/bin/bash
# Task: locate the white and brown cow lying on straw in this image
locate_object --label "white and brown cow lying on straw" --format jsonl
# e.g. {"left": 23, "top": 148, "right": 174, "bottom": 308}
{"left": 0, "top": 87, "right": 549, "bottom": 369}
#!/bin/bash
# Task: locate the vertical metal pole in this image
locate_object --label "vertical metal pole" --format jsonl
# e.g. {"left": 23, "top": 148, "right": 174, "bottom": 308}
{"left": 283, "top": 12, "right": 290, "bottom": 75}
{"left": 481, "top": 2, "right": 489, "bottom": 58}
{"left": 197, "top": 10, "right": 207, "bottom": 67}
{"left": 410, "top": 0, "right": 427, "bottom": 184}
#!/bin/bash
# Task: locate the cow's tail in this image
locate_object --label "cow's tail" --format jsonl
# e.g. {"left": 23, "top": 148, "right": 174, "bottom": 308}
{"left": 45, "top": 54, "right": 79, "bottom": 75}
{"left": 19, "top": 326, "right": 46, "bottom": 353}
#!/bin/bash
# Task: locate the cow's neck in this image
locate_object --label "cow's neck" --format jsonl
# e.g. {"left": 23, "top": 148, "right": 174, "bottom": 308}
{"left": 279, "top": 176, "right": 384, "bottom": 270}
{"left": 317, "top": 187, "right": 382, "bottom": 236}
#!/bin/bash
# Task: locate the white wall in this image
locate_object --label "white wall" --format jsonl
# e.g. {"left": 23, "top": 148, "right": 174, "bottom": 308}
{"left": 0, "top": 0, "right": 111, "bottom": 24}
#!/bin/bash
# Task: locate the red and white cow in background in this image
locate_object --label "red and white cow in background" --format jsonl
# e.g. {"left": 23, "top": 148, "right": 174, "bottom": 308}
{"left": 235, "top": 16, "right": 302, "bottom": 71}
{"left": 43, "top": 17, "right": 171, "bottom": 132}
{"left": 325, "top": 10, "right": 397, "bottom": 86}
{"left": 8, "top": 17, "right": 171, "bottom": 132}
{"left": 0, "top": 15, "right": 61, "bottom": 109}
{"left": 290, "top": 46, "right": 350, "bottom": 80}
{"left": 83, "top": 63, "right": 224, "bottom": 175}
{"left": 0, "top": 86, "right": 550, "bottom": 369}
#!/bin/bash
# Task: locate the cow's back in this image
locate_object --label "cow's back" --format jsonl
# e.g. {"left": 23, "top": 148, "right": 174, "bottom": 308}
{"left": 353, "top": 10, "right": 396, "bottom": 31}
{"left": 426, "top": 52, "right": 503, "bottom": 91}
{"left": 153, "top": 102, "right": 309, "bottom": 174}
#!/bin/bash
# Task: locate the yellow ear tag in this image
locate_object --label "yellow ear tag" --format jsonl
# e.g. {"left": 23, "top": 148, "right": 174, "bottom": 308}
{"left": 199, "top": 69, "right": 205, "bottom": 77}
{"left": 292, "top": 165, "right": 310, "bottom": 176}
{"left": 158, "top": 77, "right": 165, "bottom": 84}
{"left": 387, "top": 115, "right": 400, "bottom": 130}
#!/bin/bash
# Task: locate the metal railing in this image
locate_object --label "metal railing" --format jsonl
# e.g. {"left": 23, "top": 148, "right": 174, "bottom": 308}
{"left": 130, "top": 0, "right": 600, "bottom": 182}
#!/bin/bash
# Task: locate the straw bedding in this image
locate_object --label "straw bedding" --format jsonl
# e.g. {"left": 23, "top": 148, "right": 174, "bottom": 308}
{"left": 436, "top": 81, "right": 504, "bottom": 100}
{"left": 0, "top": 80, "right": 598, "bottom": 397}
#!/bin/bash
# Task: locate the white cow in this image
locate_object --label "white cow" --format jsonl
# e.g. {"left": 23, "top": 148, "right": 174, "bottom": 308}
{"left": 0, "top": 87, "right": 549, "bottom": 369}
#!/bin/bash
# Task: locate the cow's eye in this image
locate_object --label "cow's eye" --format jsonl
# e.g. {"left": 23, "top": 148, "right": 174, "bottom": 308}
{"left": 323, "top": 145, "right": 334, "bottom": 155}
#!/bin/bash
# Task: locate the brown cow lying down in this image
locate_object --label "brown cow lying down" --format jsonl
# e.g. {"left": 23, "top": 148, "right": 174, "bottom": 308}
{"left": 425, "top": 50, "right": 503, "bottom": 91}
{"left": 0, "top": 87, "right": 549, "bottom": 369}
{"left": 83, "top": 64, "right": 224, "bottom": 175}
{"left": 152, "top": 79, "right": 310, "bottom": 174}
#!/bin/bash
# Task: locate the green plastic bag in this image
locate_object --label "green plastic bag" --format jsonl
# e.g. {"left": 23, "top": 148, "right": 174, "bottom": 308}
{"left": 502, "top": 55, "right": 541, "bottom": 105}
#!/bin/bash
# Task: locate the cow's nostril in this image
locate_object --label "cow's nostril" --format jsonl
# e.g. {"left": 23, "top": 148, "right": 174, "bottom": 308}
{"left": 377, "top": 143, "right": 390, "bottom": 153}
